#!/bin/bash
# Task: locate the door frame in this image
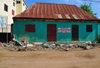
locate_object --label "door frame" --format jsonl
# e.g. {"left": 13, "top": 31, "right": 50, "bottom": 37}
{"left": 72, "top": 25, "right": 79, "bottom": 41}
{"left": 47, "top": 24, "right": 57, "bottom": 42}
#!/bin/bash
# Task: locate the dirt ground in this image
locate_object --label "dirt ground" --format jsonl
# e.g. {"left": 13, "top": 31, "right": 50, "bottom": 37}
{"left": 0, "top": 46, "right": 100, "bottom": 68}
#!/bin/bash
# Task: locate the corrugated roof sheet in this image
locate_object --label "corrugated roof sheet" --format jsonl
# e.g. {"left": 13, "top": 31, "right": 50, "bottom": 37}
{"left": 15, "top": 3, "right": 98, "bottom": 20}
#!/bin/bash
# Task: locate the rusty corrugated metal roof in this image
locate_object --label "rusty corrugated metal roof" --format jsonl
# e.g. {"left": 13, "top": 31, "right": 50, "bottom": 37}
{"left": 15, "top": 3, "right": 98, "bottom": 20}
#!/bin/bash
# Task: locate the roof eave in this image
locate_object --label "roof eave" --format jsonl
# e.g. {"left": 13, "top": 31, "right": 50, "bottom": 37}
{"left": 13, "top": 17, "right": 100, "bottom": 23}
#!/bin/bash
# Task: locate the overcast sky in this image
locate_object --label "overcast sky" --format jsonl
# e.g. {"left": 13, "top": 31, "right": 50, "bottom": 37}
{"left": 25, "top": 0, "right": 100, "bottom": 19}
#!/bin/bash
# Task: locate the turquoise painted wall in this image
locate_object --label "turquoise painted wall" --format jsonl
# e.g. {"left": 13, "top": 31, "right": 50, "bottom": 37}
{"left": 13, "top": 21, "right": 98, "bottom": 42}
{"left": 98, "top": 24, "right": 100, "bottom": 35}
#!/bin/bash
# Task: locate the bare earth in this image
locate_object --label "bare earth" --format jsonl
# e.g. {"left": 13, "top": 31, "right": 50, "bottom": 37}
{"left": 0, "top": 46, "right": 100, "bottom": 68}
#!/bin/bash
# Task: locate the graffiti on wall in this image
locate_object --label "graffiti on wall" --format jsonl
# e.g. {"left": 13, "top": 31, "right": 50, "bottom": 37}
{"left": 0, "top": 16, "right": 7, "bottom": 29}
{"left": 58, "top": 28, "right": 71, "bottom": 33}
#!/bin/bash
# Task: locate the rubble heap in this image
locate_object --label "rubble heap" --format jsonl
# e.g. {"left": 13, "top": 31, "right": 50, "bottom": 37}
{"left": 0, "top": 41, "right": 100, "bottom": 51}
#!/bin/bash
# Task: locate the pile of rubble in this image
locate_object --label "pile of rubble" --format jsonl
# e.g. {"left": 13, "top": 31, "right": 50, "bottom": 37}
{"left": 0, "top": 40, "right": 100, "bottom": 51}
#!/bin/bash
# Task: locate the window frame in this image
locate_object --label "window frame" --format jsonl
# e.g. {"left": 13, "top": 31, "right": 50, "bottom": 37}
{"left": 25, "top": 24, "right": 35, "bottom": 32}
{"left": 23, "top": 3, "right": 25, "bottom": 6}
{"left": 13, "top": 2, "right": 15, "bottom": 7}
{"left": 4, "top": 4, "right": 8, "bottom": 12}
{"left": 86, "top": 25, "right": 92, "bottom": 32}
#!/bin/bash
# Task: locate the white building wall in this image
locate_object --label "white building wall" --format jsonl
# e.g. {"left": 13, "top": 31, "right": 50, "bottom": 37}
{"left": 0, "top": 0, "right": 16, "bottom": 24}
{"left": 0, "top": 0, "right": 16, "bottom": 33}
{"left": 0, "top": 0, "right": 27, "bottom": 33}
{"left": 22, "top": 0, "right": 27, "bottom": 12}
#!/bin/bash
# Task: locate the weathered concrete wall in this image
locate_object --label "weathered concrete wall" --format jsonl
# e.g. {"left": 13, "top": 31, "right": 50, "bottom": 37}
{"left": 0, "top": 0, "right": 16, "bottom": 24}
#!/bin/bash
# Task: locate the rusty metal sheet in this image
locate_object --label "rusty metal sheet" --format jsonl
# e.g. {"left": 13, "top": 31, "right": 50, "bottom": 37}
{"left": 15, "top": 3, "right": 98, "bottom": 20}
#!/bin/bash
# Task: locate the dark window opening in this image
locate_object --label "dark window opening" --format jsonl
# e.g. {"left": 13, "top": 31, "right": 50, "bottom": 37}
{"left": 86, "top": 25, "right": 92, "bottom": 32}
{"left": 16, "top": 1, "right": 21, "bottom": 4}
{"left": 23, "top": 3, "right": 25, "bottom": 6}
{"left": 13, "top": 2, "right": 15, "bottom": 6}
{"left": 25, "top": 24, "right": 35, "bottom": 32}
{"left": 4, "top": 4, "right": 8, "bottom": 12}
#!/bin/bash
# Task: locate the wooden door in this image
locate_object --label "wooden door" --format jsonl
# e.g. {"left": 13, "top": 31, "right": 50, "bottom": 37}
{"left": 47, "top": 24, "right": 56, "bottom": 42}
{"left": 72, "top": 25, "right": 79, "bottom": 41}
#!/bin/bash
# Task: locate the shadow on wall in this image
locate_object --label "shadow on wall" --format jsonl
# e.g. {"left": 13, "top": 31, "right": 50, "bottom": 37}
{"left": 0, "top": 33, "right": 12, "bottom": 43}
{"left": 97, "top": 35, "right": 100, "bottom": 43}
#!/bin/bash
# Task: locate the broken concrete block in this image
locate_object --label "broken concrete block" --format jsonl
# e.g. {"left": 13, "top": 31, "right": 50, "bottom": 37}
{"left": 27, "top": 44, "right": 34, "bottom": 47}
{"left": 34, "top": 42, "right": 44, "bottom": 45}
{"left": 85, "top": 46, "right": 91, "bottom": 50}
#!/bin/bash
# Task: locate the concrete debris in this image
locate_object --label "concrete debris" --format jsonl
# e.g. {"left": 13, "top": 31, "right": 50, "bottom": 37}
{"left": 85, "top": 41, "right": 92, "bottom": 44}
{"left": 63, "top": 48, "right": 70, "bottom": 51}
{"left": 0, "top": 41, "right": 100, "bottom": 51}
{"left": 85, "top": 46, "right": 91, "bottom": 50}
{"left": 27, "top": 44, "right": 34, "bottom": 47}
{"left": 34, "top": 42, "right": 44, "bottom": 45}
